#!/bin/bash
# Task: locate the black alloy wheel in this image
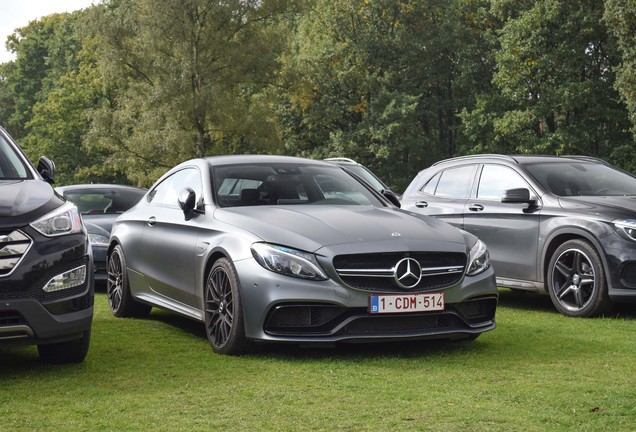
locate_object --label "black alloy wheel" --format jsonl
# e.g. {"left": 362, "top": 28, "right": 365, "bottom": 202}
{"left": 204, "top": 258, "right": 250, "bottom": 355}
{"left": 547, "top": 239, "right": 611, "bottom": 318}
{"left": 107, "top": 245, "right": 151, "bottom": 318}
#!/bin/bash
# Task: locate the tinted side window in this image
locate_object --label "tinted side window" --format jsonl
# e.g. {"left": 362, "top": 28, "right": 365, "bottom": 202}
{"left": 422, "top": 172, "right": 441, "bottom": 194}
{"left": 433, "top": 166, "right": 475, "bottom": 198}
{"left": 477, "top": 165, "right": 528, "bottom": 200}
{"left": 148, "top": 168, "right": 202, "bottom": 207}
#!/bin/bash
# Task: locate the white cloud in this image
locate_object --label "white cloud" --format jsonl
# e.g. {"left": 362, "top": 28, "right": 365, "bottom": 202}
{"left": 0, "top": 0, "right": 96, "bottom": 63}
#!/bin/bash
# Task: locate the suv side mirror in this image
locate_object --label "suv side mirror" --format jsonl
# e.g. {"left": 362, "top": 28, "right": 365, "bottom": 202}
{"left": 37, "top": 156, "right": 56, "bottom": 184}
{"left": 502, "top": 188, "right": 535, "bottom": 204}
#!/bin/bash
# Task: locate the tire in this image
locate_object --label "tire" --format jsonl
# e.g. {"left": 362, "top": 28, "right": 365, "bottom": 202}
{"left": 204, "top": 258, "right": 251, "bottom": 355}
{"left": 107, "top": 244, "right": 152, "bottom": 318}
{"left": 547, "top": 239, "right": 612, "bottom": 317}
{"left": 38, "top": 330, "right": 91, "bottom": 364}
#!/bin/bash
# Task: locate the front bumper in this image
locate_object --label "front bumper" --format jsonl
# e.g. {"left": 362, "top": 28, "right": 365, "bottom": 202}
{"left": 0, "top": 228, "right": 94, "bottom": 347}
{"left": 234, "top": 258, "right": 497, "bottom": 344}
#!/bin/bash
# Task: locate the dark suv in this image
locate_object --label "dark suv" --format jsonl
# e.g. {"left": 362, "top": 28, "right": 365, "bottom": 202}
{"left": 401, "top": 154, "right": 636, "bottom": 317}
{"left": 0, "top": 127, "right": 93, "bottom": 363}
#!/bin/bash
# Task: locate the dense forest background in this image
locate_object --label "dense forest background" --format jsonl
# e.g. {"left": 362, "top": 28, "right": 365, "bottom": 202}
{"left": 1, "top": 0, "right": 636, "bottom": 192}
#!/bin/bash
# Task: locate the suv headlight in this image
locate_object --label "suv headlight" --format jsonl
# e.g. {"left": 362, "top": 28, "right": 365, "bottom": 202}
{"left": 251, "top": 243, "right": 327, "bottom": 280}
{"left": 613, "top": 219, "right": 636, "bottom": 241}
{"left": 31, "top": 201, "right": 84, "bottom": 236}
{"left": 467, "top": 239, "right": 490, "bottom": 276}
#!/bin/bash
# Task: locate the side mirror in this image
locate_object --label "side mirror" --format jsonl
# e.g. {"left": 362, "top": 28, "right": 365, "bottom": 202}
{"left": 501, "top": 188, "right": 534, "bottom": 204}
{"left": 178, "top": 187, "right": 196, "bottom": 217}
{"left": 382, "top": 189, "right": 401, "bottom": 208}
{"left": 37, "top": 156, "right": 56, "bottom": 184}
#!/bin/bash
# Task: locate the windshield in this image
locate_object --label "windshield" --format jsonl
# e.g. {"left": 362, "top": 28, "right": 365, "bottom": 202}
{"left": 213, "top": 163, "right": 384, "bottom": 207}
{"left": 343, "top": 164, "right": 386, "bottom": 192}
{"left": 523, "top": 161, "right": 636, "bottom": 197}
{"left": 0, "top": 134, "right": 30, "bottom": 180}
{"left": 62, "top": 188, "right": 146, "bottom": 214}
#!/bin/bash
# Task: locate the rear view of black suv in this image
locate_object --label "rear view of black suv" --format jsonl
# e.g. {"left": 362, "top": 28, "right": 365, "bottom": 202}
{"left": 402, "top": 154, "right": 636, "bottom": 317}
{"left": 0, "top": 127, "right": 93, "bottom": 363}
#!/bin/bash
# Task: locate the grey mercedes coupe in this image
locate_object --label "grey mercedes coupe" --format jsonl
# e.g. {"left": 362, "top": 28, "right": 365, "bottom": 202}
{"left": 106, "top": 155, "right": 498, "bottom": 355}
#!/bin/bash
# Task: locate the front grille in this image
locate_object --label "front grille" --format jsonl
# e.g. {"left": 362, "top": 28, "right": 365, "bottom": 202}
{"left": 0, "top": 230, "right": 32, "bottom": 276}
{"left": 619, "top": 262, "right": 636, "bottom": 289}
{"left": 0, "top": 310, "right": 26, "bottom": 326}
{"left": 333, "top": 252, "right": 466, "bottom": 292}
{"left": 264, "top": 298, "right": 496, "bottom": 337}
{"left": 452, "top": 297, "right": 497, "bottom": 325}
{"left": 265, "top": 305, "right": 356, "bottom": 334}
{"left": 340, "top": 314, "right": 460, "bottom": 335}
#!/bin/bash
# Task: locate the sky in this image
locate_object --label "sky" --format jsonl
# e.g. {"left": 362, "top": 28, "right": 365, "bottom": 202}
{"left": 0, "top": 0, "right": 96, "bottom": 63}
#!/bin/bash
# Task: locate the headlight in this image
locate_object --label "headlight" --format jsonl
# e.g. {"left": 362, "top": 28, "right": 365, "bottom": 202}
{"left": 88, "top": 233, "right": 110, "bottom": 245}
{"left": 251, "top": 243, "right": 327, "bottom": 280}
{"left": 613, "top": 219, "right": 636, "bottom": 241}
{"left": 466, "top": 239, "right": 490, "bottom": 276}
{"left": 31, "top": 201, "right": 84, "bottom": 237}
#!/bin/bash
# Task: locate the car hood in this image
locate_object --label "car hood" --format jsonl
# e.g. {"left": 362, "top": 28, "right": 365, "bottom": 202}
{"left": 214, "top": 205, "right": 466, "bottom": 253}
{"left": 559, "top": 195, "right": 636, "bottom": 216}
{"left": 0, "top": 179, "right": 63, "bottom": 228}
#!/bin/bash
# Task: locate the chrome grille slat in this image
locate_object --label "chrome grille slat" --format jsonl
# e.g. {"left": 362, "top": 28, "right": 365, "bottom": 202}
{"left": 333, "top": 252, "right": 466, "bottom": 293}
{"left": 0, "top": 230, "right": 32, "bottom": 277}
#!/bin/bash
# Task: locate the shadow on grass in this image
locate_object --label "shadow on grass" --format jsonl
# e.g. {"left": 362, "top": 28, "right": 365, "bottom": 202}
{"left": 142, "top": 307, "right": 488, "bottom": 361}
{"left": 497, "top": 288, "right": 636, "bottom": 319}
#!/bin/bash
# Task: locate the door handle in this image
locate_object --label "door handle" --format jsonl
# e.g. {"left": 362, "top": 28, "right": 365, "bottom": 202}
{"left": 415, "top": 201, "right": 428, "bottom": 208}
{"left": 147, "top": 216, "right": 157, "bottom": 226}
{"left": 468, "top": 204, "right": 484, "bottom": 212}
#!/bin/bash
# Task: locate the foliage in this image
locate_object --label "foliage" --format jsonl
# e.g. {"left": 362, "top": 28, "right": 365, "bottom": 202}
{"left": 82, "top": 0, "right": 289, "bottom": 186}
{"left": 462, "top": 0, "right": 631, "bottom": 160}
{"left": 604, "top": 0, "right": 636, "bottom": 173}
{"left": 277, "top": 0, "right": 497, "bottom": 192}
{"left": 2, "top": 0, "right": 636, "bottom": 187}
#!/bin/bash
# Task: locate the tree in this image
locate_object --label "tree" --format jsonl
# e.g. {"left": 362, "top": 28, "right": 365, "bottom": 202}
{"left": 277, "top": 0, "right": 496, "bottom": 191}
{"left": 463, "top": 0, "right": 631, "bottom": 161}
{"left": 85, "top": 0, "right": 289, "bottom": 186}
{"left": 604, "top": 0, "right": 636, "bottom": 172}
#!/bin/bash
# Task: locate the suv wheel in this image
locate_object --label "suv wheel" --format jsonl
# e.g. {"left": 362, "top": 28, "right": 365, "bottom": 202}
{"left": 37, "top": 330, "right": 91, "bottom": 364}
{"left": 547, "top": 239, "right": 612, "bottom": 317}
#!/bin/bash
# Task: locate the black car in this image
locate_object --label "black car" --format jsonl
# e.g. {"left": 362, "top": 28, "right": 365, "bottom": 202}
{"left": 56, "top": 184, "right": 146, "bottom": 284}
{"left": 401, "top": 154, "right": 636, "bottom": 317}
{"left": 0, "top": 127, "right": 93, "bottom": 363}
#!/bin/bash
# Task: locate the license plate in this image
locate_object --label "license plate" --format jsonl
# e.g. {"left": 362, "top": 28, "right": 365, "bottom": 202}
{"left": 369, "top": 292, "right": 444, "bottom": 314}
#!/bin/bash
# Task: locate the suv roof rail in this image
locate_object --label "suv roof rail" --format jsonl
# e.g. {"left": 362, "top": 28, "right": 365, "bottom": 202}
{"left": 561, "top": 155, "right": 611, "bottom": 165}
{"left": 432, "top": 154, "right": 518, "bottom": 166}
{"left": 324, "top": 157, "right": 358, "bottom": 164}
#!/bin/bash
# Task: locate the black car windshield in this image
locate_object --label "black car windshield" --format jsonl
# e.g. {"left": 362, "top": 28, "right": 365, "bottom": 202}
{"left": 524, "top": 161, "right": 636, "bottom": 197}
{"left": 213, "top": 163, "right": 384, "bottom": 207}
{"left": 0, "top": 134, "right": 30, "bottom": 180}
{"left": 62, "top": 188, "right": 146, "bottom": 214}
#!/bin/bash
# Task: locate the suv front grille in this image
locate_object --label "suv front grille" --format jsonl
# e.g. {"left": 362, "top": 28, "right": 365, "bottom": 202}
{"left": 0, "top": 230, "right": 32, "bottom": 276}
{"left": 333, "top": 252, "right": 466, "bottom": 293}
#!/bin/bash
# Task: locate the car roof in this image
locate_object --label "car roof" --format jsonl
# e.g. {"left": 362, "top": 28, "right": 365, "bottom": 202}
{"left": 432, "top": 154, "right": 608, "bottom": 167}
{"left": 55, "top": 184, "right": 146, "bottom": 192}
{"left": 202, "top": 155, "right": 333, "bottom": 166}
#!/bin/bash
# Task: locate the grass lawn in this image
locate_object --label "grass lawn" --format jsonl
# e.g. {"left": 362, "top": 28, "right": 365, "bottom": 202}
{"left": 1, "top": 289, "right": 634, "bottom": 431}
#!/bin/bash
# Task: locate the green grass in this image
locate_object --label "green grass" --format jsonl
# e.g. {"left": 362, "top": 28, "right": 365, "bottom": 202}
{"left": 1, "top": 290, "right": 634, "bottom": 431}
